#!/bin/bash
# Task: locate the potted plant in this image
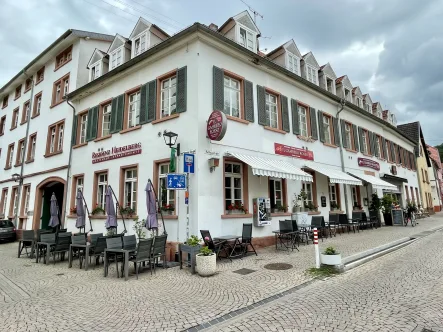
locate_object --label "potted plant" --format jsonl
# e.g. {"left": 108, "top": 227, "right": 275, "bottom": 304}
{"left": 273, "top": 203, "right": 288, "bottom": 213}
{"left": 330, "top": 201, "right": 339, "bottom": 211}
{"left": 227, "top": 201, "right": 248, "bottom": 214}
{"left": 353, "top": 203, "right": 363, "bottom": 211}
{"left": 91, "top": 204, "right": 105, "bottom": 216}
{"left": 132, "top": 217, "right": 146, "bottom": 240}
{"left": 160, "top": 204, "right": 175, "bottom": 215}
{"left": 320, "top": 246, "right": 342, "bottom": 266}
{"left": 369, "top": 193, "right": 382, "bottom": 225}
{"left": 306, "top": 201, "right": 318, "bottom": 212}
{"left": 120, "top": 206, "right": 136, "bottom": 217}
{"left": 196, "top": 246, "right": 216, "bottom": 277}
{"left": 292, "top": 189, "right": 308, "bottom": 212}
{"left": 70, "top": 206, "right": 77, "bottom": 215}
{"left": 381, "top": 195, "right": 394, "bottom": 226}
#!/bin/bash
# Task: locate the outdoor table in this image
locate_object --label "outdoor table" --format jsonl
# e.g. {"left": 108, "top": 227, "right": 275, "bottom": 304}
{"left": 272, "top": 230, "right": 299, "bottom": 251}
{"left": 68, "top": 243, "right": 90, "bottom": 271}
{"left": 104, "top": 248, "right": 130, "bottom": 281}
{"left": 213, "top": 235, "right": 243, "bottom": 258}
{"left": 35, "top": 241, "right": 56, "bottom": 265}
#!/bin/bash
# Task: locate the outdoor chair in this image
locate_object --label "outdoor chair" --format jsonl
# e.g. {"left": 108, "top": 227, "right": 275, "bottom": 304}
{"left": 18, "top": 230, "right": 35, "bottom": 258}
{"left": 328, "top": 214, "right": 340, "bottom": 236}
{"left": 37, "top": 229, "right": 52, "bottom": 242}
{"left": 369, "top": 211, "right": 380, "bottom": 228}
{"left": 200, "top": 230, "right": 230, "bottom": 260}
{"left": 338, "top": 214, "right": 359, "bottom": 234}
{"left": 36, "top": 233, "right": 56, "bottom": 264}
{"left": 58, "top": 228, "right": 68, "bottom": 233}
{"left": 276, "top": 220, "right": 298, "bottom": 251}
{"left": 292, "top": 219, "right": 309, "bottom": 245}
{"left": 90, "top": 236, "right": 107, "bottom": 267}
{"left": 128, "top": 238, "right": 154, "bottom": 279}
{"left": 123, "top": 235, "right": 137, "bottom": 252}
{"left": 232, "top": 223, "right": 257, "bottom": 257}
{"left": 310, "top": 216, "right": 326, "bottom": 241}
{"left": 51, "top": 232, "right": 72, "bottom": 265}
{"left": 151, "top": 234, "right": 168, "bottom": 273}
{"left": 105, "top": 237, "right": 123, "bottom": 277}
{"left": 71, "top": 234, "right": 87, "bottom": 267}
{"left": 350, "top": 212, "right": 367, "bottom": 230}
{"left": 89, "top": 233, "right": 102, "bottom": 248}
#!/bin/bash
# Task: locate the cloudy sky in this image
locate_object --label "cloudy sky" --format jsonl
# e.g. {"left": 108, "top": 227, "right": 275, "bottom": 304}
{"left": 1, "top": 0, "right": 442, "bottom": 144}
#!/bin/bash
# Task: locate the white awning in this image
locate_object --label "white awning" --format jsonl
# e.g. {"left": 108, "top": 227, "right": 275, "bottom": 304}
{"left": 303, "top": 163, "right": 363, "bottom": 186}
{"left": 227, "top": 152, "right": 313, "bottom": 181}
{"left": 347, "top": 172, "right": 398, "bottom": 190}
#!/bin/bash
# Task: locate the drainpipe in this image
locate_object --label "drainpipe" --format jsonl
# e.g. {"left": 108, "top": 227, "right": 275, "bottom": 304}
{"left": 64, "top": 97, "right": 76, "bottom": 228}
{"left": 14, "top": 70, "right": 35, "bottom": 228}
{"left": 336, "top": 98, "right": 350, "bottom": 217}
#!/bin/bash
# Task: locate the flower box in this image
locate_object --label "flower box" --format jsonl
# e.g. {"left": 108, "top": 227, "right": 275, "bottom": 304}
{"left": 196, "top": 253, "right": 216, "bottom": 277}
{"left": 320, "top": 253, "right": 342, "bottom": 266}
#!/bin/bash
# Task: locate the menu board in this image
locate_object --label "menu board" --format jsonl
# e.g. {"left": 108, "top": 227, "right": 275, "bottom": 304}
{"left": 391, "top": 209, "right": 404, "bottom": 226}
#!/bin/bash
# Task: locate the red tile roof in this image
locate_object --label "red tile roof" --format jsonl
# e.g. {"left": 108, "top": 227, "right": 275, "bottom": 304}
{"left": 336, "top": 75, "right": 346, "bottom": 84}
{"left": 372, "top": 102, "right": 379, "bottom": 110}
{"left": 382, "top": 110, "right": 389, "bottom": 120}
{"left": 427, "top": 145, "right": 442, "bottom": 169}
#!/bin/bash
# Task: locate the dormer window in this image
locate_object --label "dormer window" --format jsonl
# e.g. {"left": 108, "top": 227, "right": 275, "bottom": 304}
{"left": 326, "top": 78, "right": 334, "bottom": 93}
{"left": 366, "top": 104, "right": 370, "bottom": 112}
{"left": 90, "top": 62, "right": 101, "bottom": 81}
{"left": 287, "top": 53, "right": 299, "bottom": 74}
{"left": 377, "top": 111, "right": 382, "bottom": 118}
{"left": 344, "top": 89, "right": 351, "bottom": 101}
{"left": 133, "top": 32, "right": 148, "bottom": 57}
{"left": 306, "top": 65, "right": 318, "bottom": 84}
{"left": 238, "top": 25, "right": 255, "bottom": 52}
{"left": 110, "top": 47, "right": 123, "bottom": 70}
{"left": 356, "top": 97, "right": 362, "bottom": 108}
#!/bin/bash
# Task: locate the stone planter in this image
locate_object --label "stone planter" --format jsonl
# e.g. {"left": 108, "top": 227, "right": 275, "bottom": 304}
{"left": 196, "top": 253, "right": 217, "bottom": 277}
{"left": 320, "top": 253, "right": 342, "bottom": 266}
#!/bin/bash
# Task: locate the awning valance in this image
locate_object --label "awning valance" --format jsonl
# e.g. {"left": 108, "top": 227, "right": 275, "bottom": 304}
{"left": 227, "top": 152, "right": 313, "bottom": 182}
{"left": 348, "top": 172, "right": 398, "bottom": 190}
{"left": 303, "top": 163, "right": 363, "bottom": 186}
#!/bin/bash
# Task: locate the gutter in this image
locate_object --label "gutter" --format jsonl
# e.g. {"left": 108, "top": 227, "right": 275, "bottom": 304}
{"left": 64, "top": 97, "right": 76, "bottom": 229}
{"left": 336, "top": 99, "right": 350, "bottom": 216}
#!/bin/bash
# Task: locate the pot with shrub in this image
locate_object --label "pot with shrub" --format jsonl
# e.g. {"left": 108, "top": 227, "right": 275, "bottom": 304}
{"left": 320, "top": 246, "right": 341, "bottom": 266}
{"left": 196, "top": 245, "right": 216, "bottom": 277}
{"left": 120, "top": 206, "right": 136, "bottom": 217}
{"left": 381, "top": 195, "right": 394, "bottom": 226}
{"left": 292, "top": 189, "right": 308, "bottom": 212}
{"left": 330, "top": 201, "right": 339, "bottom": 211}
{"left": 91, "top": 205, "right": 105, "bottom": 216}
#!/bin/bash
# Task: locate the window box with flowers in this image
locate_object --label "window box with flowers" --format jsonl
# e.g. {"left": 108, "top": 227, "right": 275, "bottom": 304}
{"left": 160, "top": 204, "right": 175, "bottom": 215}
{"left": 70, "top": 206, "right": 77, "bottom": 215}
{"left": 227, "top": 202, "right": 248, "bottom": 215}
{"left": 91, "top": 205, "right": 106, "bottom": 216}
{"left": 120, "top": 206, "right": 136, "bottom": 217}
{"left": 330, "top": 202, "right": 339, "bottom": 211}
{"left": 272, "top": 203, "right": 288, "bottom": 213}
{"left": 353, "top": 204, "right": 363, "bottom": 211}
{"left": 305, "top": 202, "right": 318, "bottom": 212}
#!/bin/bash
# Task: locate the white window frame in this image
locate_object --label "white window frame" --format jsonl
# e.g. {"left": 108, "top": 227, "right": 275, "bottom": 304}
{"left": 356, "top": 97, "right": 362, "bottom": 108}
{"left": 90, "top": 61, "right": 101, "bottom": 81}
{"left": 18, "top": 141, "right": 24, "bottom": 164}
{"left": 345, "top": 122, "right": 352, "bottom": 149}
{"left": 96, "top": 173, "right": 108, "bottom": 210}
{"left": 76, "top": 177, "right": 84, "bottom": 193}
{"left": 160, "top": 76, "right": 177, "bottom": 119}
{"left": 223, "top": 75, "right": 241, "bottom": 117}
{"left": 8, "top": 146, "right": 14, "bottom": 168}
{"left": 102, "top": 104, "right": 111, "bottom": 137}
{"left": 123, "top": 168, "right": 138, "bottom": 212}
{"left": 55, "top": 83, "right": 62, "bottom": 103}
{"left": 265, "top": 92, "right": 278, "bottom": 129}
{"left": 362, "top": 130, "right": 369, "bottom": 154}
{"left": 224, "top": 162, "right": 243, "bottom": 211}
{"left": 375, "top": 136, "right": 381, "bottom": 157}
{"left": 24, "top": 186, "right": 30, "bottom": 214}
{"left": 30, "top": 136, "right": 36, "bottom": 160}
{"left": 329, "top": 184, "right": 338, "bottom": 207}
{"left": 270, "top": 178, "right": 283, "bottom": 208}
{"left": 344, "top": 88, "right": 351, "bottom": 102}
{"left": 302, "top": 182, "right": 313, "bottom": 206}
{"left": 237, "top": 24, "right": 256, "bottom": 52}
{"left": 159, "top": 163, "right": 175, "bottom": 211}
{"left": 298, "top": 105, "right": 308, "bottom": 137}
{"left": 132, "top": 31, "right": 149, "bottom": 58}
{"left": 49, "top": 127, "right": 56, "bottom": 153}
{"left": 57, "top": 124, "right": 64, "bottom": 151}
{"left": 323, "top": 115, "right": 332, "bottom": 144}
{"left": 326, "top": 76, "right": 335, "bottom": 93}
{"left": 79, "top": 114, "right": 87, "bottom": 144}
{"left": 36, "top": 95, "right": 41, "bottom": 115}
{"left": 110, "top": 47, "right": 123, "bottom": 70}
{"left": 287, "top": 53, "right": 300, "bottom": 75}
{"left": 25, "top": 103, "right": 30, "bottom": 122}
{"left": 128, "top": 91, "right": 140, "bottom": 127}
{"left": 306, "top": 65, "right": 318, "bottom": 85}
{"left": 377, "top": 110, "right": 382, "bottom": 118}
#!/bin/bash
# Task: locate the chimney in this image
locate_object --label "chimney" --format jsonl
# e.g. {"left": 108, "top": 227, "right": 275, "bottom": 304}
{"left": 209, "top": 23, "right": 218, "bottom": 31}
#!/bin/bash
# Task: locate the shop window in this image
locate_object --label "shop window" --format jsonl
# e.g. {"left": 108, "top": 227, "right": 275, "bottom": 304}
{"left": 351, "top": 186, "right": 361, "bottom": 208}
{"left": 301, "top": 170, "right": 316, "bottom": 209}
{"left": 328, "top": 183, "right": 340, "bottom": 209}
{"left": 224, "top": 161, "right": 243, "bottom": 211}
{"left": 70, "top": 175, "right": 84, "bottom": 214}
{"left": 121, "top": 167, "right": 138, "bottom": 214}
{"left": 158, "top": 163, "right": 175, "bottom": 212}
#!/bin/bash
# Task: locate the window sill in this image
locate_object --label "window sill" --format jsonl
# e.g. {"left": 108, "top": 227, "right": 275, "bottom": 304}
{"left": 118, "top": 215, "right": 138, "bottom": 220}
{"left": 152, "top": 113, "right": 180, "bottom": 124}
{"left": 20, "top": 120, "right": 28, "bottom": 126}
{"left": 4, "top": 166, "right": 11, "bottom": 170}
{"left": 14, "top": 96, "right": 21, "bottom": 101}
{"left": 297, "top": 135, "right": 316, "bottom": 143}
{"left": 89, "top": 215, "right": 107, "bottom": 219}
{"left": 10, "top": 126, "right": 17, "bottom": 131}
{"left": 226, "top": 115, "right": 249, "bottom": 125}
{"left": 362, "top": 153, "right": 372, "bottom": 157}
{"left": 25, "top": 159, "right": 35, "bottom": 164}
{"left": 264, "top": 126, "right": 286, "bottom": 134}
{"left": 31, "top": 113, "right": 40, "bottom": 119}
{"left": 35, "top": 79, "right": 43, "bottom": 86}
{"left": 221, "top": 213, "right": 253, "bottom": 219}
{"left": 329, "top": 210, "right": 344, "bottom": 214}
{"left": 270, "top": 212, "right": 291, "bottom": 217}
{"left": 24, "top": 87, "right": 31, "bottom": 94}
{"left": 44, "top": 150, "right": 63, "bottom": 158}
{"left": 120, "top": 125, "right": 141, "bottom": 134}
{"left": 308, "top": 211, "right": 322, "bottom": 215}
{"left": 323, "top": 143, "right": 338, "bottom": 148}
{"left": 54, "top": 59, "right": 72, "bottom": 72}
{"left": 345, "top": 148, "right": 358, "bottom": 154}
{"left": 161, "top": 215, "right": 178, "bottom": 220}
{"left": 94, "top": 135, "right": 112, "bottom": 142}
{"left": 50, "top": 100, "right": 65, "bottom": 109}
{"left": 73, "top": 142, "right": 88, "bottom": 149}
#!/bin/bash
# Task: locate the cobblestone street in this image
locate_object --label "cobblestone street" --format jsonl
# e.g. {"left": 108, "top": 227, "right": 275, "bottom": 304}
{"left": 0, "top": 216, "right": 443, "bottom": 332}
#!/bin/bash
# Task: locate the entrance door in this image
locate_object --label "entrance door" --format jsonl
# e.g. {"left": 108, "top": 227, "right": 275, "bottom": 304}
{"left": 40, "top": 182, "right": 64, "bottom": 230}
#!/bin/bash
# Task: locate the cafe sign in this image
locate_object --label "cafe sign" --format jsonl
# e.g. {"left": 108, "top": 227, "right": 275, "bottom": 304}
{"left": 274, "top": 143, "right": 314, "bottom": 161}
{"left": 207, "top": 110, "right": 227, "bottom": 141}
{"left": 358, "top": 157, "right": 380, "bottom": 171}
{"left": 92, "top": 142, "right": 142, "bottom": 164}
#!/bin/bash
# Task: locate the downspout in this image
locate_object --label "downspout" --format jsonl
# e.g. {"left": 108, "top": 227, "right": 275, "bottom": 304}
{"left": 64, "top": 97, "right": 76, "bottom": 228}
{"left": 14, "top": 70, "right": 35, "bottom": 228}
{"left": 336, "top": 98, "right": 350, "bottom": 217}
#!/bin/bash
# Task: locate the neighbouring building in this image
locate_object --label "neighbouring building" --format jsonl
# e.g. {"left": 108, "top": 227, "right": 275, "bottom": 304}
{"left": 426, "top": 145, "right": 443, "bottom": 211}
{"left": 61, "top": 11, "right": 420, "bottom": 256}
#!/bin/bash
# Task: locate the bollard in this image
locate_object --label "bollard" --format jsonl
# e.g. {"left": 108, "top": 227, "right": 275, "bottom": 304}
{"left": 313, "top": 227, "right": 320, "bottom": 268}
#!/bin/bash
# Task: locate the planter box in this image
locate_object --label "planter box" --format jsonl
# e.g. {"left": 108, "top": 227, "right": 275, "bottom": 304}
{"left": 179, "top": 244, "right": 201, "bottom": 274}
{"left": 196, "top": 253, "right": 216, "bottom": 277}
{"left": 383, "top": 213, "right": 393, "bottom": 226}
{"left": 320, "top": 253, "right": 342, "bottom": 266}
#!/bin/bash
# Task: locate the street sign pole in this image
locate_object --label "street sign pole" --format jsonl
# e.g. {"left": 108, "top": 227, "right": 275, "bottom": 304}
{"left": 186, "top": 172, "right": 190, "bottom": 240}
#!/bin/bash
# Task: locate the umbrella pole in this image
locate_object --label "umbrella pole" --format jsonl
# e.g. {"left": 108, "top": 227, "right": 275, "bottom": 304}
{"left": 148, "top": 179, "right": 167, "bottom": 236}
{"left": 108, "top": 186, "right": 127, "bottom": 234}
{"left": 78, "top": 189, "right": 93, "bottom": 233}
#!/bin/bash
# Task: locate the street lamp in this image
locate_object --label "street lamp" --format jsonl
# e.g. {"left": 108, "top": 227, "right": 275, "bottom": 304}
{"left": 11, "top": 173, "right": 23, "bottom": 184}
{"left": 163, "top": 131, "right": 178, "bottom": 147}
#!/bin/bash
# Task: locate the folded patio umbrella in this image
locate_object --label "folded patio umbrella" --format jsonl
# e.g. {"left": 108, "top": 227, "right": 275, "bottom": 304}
{"left": 48, "top": 193, "right": 60, "bottom": 228}
{"left": 145, "top": 182, "right": 158, "bottom": 231}
{"left": 75, "top": 190, "right": 85, "bottom": 230}
{"left": 105, "top": 187, "right": 117, "bottom": 230}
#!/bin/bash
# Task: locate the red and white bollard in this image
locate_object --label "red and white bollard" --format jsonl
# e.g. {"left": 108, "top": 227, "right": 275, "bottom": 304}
{"left": 313, "top": 228, "right": 320, "bottom": 268}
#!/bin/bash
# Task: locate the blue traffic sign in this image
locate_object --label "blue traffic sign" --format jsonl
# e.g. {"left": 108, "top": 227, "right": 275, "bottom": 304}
{"left": 184, "top": 153, "right": 195, "bottom": 174}
{"left": 166, "top": 173, "right": 187, "bottom": 190}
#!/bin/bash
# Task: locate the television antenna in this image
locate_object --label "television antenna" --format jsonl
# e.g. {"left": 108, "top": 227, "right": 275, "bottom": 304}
{"left": 240, "top": 0, "right": 263, "bottom": 23}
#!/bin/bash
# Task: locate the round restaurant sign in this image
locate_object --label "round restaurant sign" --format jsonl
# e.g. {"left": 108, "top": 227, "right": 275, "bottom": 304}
{"left": 206, "top": 110, "right": 227, "bottom": 141}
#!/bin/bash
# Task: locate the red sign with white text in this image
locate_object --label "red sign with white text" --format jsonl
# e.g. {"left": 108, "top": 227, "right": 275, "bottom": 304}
{"left": 92, "top": 143, "right": 142, "bottom": 164}
{"left": 274, "top": 143, "right": 314, "bottom": 161}
{"left": 206, "top": 110, "right": 227, "bottom": 141}
{"left": 358, "top": 157, "right": 380, "bottom": 171}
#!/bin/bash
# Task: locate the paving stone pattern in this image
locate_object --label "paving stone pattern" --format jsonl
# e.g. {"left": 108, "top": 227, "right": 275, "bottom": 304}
{"left": 0, "top": 216, "right": 443, "bottom": 332}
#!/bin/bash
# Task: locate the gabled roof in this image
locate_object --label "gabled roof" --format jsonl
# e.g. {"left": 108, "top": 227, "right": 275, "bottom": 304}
{"left": 301, "top": 52, "right": 320, "bottom": 68}
{"left": 363, "top": 93, "right": 373, "bottom": 104}
{"left": 128, "top": 17, "right": 170, "bottom": 40}
{"left": 87, "top": 49, "right": 107, "bottom": 68}
{"left": 398, "top": 122, "right": 431, "bottom": 166}
{"left": 427, "top": 145, "right": 442, "bottom": 169}
{"left": 267, "top": 39, "right": 302, "bottom": 59}
{"left": 336, "top": 75, "right": 352, "bottom": 88}
{"left": 352, "top": 86, "right": 362, "bottom": 97}
{"left": 319, "top": 62, "right": 337, "bottom": 79}
{"left": 219, "top": 10, "right": 261, "bottom": 36}
{"left": 107, "top": 34, "right": 129, "bottom": 54}
{"left": 382, "top": 110, "right": 389, "bottom": 120}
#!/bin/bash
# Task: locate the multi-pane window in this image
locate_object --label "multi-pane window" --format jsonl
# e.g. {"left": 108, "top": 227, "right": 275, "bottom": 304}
{"left": 49, "top": 127, "right": 56, "bottom": 153}
{"left": 102, "top": 104, "right": 111, "bottom": 137}
{"left": 37, "top": 67, "right": 45, "bottom": 83}
{"left": 298, "top": 105, "right": 308, "bottom": 137}
{"left": 269, "top": 178, "right": 282, "bottom": 209}
{"left": 91, "top": 63, "right": 100, "bottom": 80}
{"left": 375, "top": 136, "right": 381, "bottom": 157}
{"left": 123, "top": 168, "right": 137, "bottom": 212}
{"left": 64, "top": 79, "right": 69, "bottom": 96}
{"left": 111, "top": 48, "right": 122, "bottom": 69}
{"left": 55, "top": 83, "right": 62, "bottom": 103}
{"left": 57, "top": 124, "right": 64, "bottom": 151}
{"left": 224, "top": 162, "right": 243, "bottom": 211}
{"left": 307, "top": 66, "right": 317, "bottom": 84}
{"left": 76, "top": 177, "right": 84, "bottom": 193}
{"left": 128, "top": 91, "right": 140, "bottom": 127}
{"left": 23, "top": 101, "right": 30, "bottom": 123}
{"left": 7, "top": 144, "right": 15, "bottom": 168}
{"left": 2, "top": 96, "right": 8, "bottom": 108}
{"left": 160, "top": 76, "right": 177, "bottom": 118}
{"left": 1, "top": 189, "right": 8, "bottom": 216}
{"left": 302, "top": 182, "right": 313, "bottom": 206}
{"left": 326, "top": 78, "right": 334, "bottom": 93}
{"left": 96, "top": 173, "right": 108, "bottom": 210}
{"left": 52, "top": 74, "right": 69, "bottom": 106}
{"left": 23, "top": 186, "right": 30, "bottom": 214}
{"left": 351, "top": 186, "right": 359, "bottom": 207}
{"left": 12, "top": 188, "right": 18, "bottom": 216}
{"left": 34, "top": 93, "right": 42, "bottom": 116}
{"left": 47, "top": 121, "right": 64, "bottom": 155}
{"left": 133, "top": 33, "right": 147, "bottom": 56}
{"left": 345, "top": 123, "right": 352, "bottom": 149}
{"left": 287, "top": 54, "right": 299, "bottom": 74}
{"left": 15, "top": 85, "right": 21, "bottom": 99}
{"left": 0, "top": 116, "right": 5, "bottom": 135}
{"left": 361, "top": 130, "right": 368, "bottom": 154}
{"left": 223, "top": 76, "right": 240, "bottom": 117}
{"left": 79, "top": 114, "right": 87, "bottom": 144}
{"left": 159, "top": 163, "right": 175, "bottom": 211}
{"left": 329, "top": 184, "right": 338, "bottom": 208}
{"left": 55, "top": 45, "right": 72, "bottom": 69}
{"left": 265, "top": 92, "right": 278, "bottom": 129}
{"left": 323, "top": 115, "right": 332, "bottom": 144}
{"left": 239, "top": 27, "right": 254, "bottom": 51}
{"left": 17, "top": 140, "right": 25, "bottom": 165}
{"left": 12, "top": 108, "right": 19, "bottom": 128}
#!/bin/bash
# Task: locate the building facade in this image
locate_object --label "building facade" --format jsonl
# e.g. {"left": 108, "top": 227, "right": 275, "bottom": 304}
{"left": 426, "top": 145, "right": 443, "bottom": 211}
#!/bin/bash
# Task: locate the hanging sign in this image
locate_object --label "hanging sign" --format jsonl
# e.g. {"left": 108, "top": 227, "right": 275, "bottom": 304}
{"left": 92, "top": 143, "right": 141, "bottom": 164}
{"left": 358, "top": 157, "right": 380, "bottom": 171}
{"left": 206, "top": 110, "right": 227, "bottom": 141}
{"left": 274, "top": 143, "right": 314, "bottom": 161}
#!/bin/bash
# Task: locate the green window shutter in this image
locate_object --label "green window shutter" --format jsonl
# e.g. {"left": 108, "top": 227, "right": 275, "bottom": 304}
{"left": 110, "top": 97, "right": 119, "bottom": 134}
{"left": 176, "top": 66, "right": 187, "bottom": 113}
{"left": 368, "top": 131, "right": 374, "bottom": 155}
{"left": 358, "top": 127, "right": 364, "bottom": 152}
{"left": 88, "top": 106, "right": 99, "bottom": 141}
{"left": 257, "top": 85, "right": 266, "bottom": 126}
{"left": 310, "top": 107, "right": 318, "bottom": 140}
{"left": 147, "top": 80, "right": 157, "bottom": 123}
{"left": 340, "top": 119, "right": 347, "bottom": 148}
{"left": 71, "top": 114, "right": 78, "bottom": 146}
{"left": 86, "top": 108, "right": 93, "bottom": 141}
{"left": 213, "top": 66, "right": 224, "bottom": 113}
{"left": 332, "top": 117, "right": 340, "bottom": 146}
{"left": 374, "top": 134, "right": 379, "bottom": 158}
{"left": 281, "top": 95, "right": 290, "bottom": 132}
{"left": 139, "top": 83, "right": 148, "bottom": 124}
{"left": 391, "top": 142, "right": 396, "bottom": 162}
{"left": 244, "top": 80, "right": 254, "bottom": 122}
{"left": 317, "top": 110, "right": 325, "bottom": 143}
{"left": 382, "top": 137, "right": 388, "bottom": 159}
{"left": 115, "top": 94, "right": 125, "bottom": 132}
{"left": 291, "top": 99, "right": 299, "bottom": 135}
{"left": 352, "top": 124, "right": 359, "bottom": 151}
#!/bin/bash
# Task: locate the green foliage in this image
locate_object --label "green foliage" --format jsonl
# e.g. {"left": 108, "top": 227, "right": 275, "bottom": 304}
{"left": 323, "top": 246, "right": 338, "bottom": 255}
{"left": 186, "top": 235, "right": 201, "bottom": 246}
{"left": 91, "top": 206, "right": 105, "bottom": 215}
{"left": 199, "top": 246, "right": 213, "bottom": 256}
{"left": 305, "top": 201, "right": 318, "bottom": 211}
{"left": 330, "top": 201, "right": 339, "bottom": 209}
{"left": 132, "top": 217, "right": 146, "bottom": 239}
{"left": 305, "top": 266, "right": 340, "bottom": 278}
{"left": 369, "top": 193, "right": 382, "bottom": 212}
{"left": 381, "top": 195, "right": 394, "bottom": 213}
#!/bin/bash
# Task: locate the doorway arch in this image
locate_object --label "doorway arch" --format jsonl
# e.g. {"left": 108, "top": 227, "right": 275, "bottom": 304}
{"left": 32, "top": 177, "right": 67, "bottom": 230}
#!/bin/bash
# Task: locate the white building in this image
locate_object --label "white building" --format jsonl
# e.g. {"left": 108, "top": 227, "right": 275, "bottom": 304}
{"left": 61, "top": 12, "right": 420, "bottom": 255}
{"left": 0, "top": 29, "right": 113, "bottom": 229}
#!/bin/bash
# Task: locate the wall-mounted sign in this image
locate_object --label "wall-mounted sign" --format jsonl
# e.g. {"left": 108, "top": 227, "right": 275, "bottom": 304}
{"left": 166, "top": 173, "right": 187, "bottom": 190}
{"left": 184, "top": 153, "right": 195, "bottom": 173}
{"left": 274, "top": 143, "right": 314, "bottom": 161}
{"left": 391, "top": 165, "right": 397, "bottom": 175}
{"left": 207, "top": 110, "right": 227, "bottom": 141}
{"left": 357, "top": 157, "right": 380, "bottom": 171}
{"left": 92, "top": 143, "right": 142, "bottom": 164}
{"left": 320, "top": 196, "right": 327, "bottom": 208}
